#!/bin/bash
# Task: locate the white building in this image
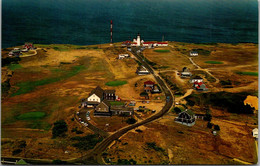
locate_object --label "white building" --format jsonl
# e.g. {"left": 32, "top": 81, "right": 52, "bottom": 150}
{"left": 136, "top": 66, "right": 150, "bottom": 75}
{"left": 137, "top": 33, "right": 141, "bottom": 46}
{"left": 118, "top": 54, "right": 129, "bottom": 59}
{"left": 190, "top": 76, "right": 203, "bottom": 83}
{"left": 86, "top": 86, "right": 104, "bottom": 107}
{"left": 181, "top": 71, "right": 192, "bottom": 78}
{"left": 157, "top": 42, "right": 168, "bottom": 46}
{"left": 190, "top": 51, "right": 198, "bottom": 56}
{"left": 252, "top": 128, "right": 258, "bottom": 139}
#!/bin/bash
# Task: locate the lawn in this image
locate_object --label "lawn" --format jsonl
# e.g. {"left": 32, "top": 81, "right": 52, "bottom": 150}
{"left": 11, "top": 65, "right": 86, "bottom": 96}
{"left": 8, "top": 64, "right": 22, "bottom": 71}
{"left": 154, "top": 50, "right": 170, "bottom": 53}
{"left": 235, "top": 71, "right": 258, "bottom": 76}
{"left": 110, "top": 101, "right": 125, "bottom": 106}
{"left": 105, "top": 80, "right": 127, "bottom": 86}
{"left": 204, "top": 61, "right": 223, "bottom": 64}
{"left": 16, "top": 111, "right": 46, "bottom": 120}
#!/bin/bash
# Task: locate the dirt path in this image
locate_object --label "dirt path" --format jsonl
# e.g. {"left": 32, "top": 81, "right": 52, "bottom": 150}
{"left": 20, "top": 49, "right": 38, "bottom": 57}
{"left": 175, "top": 89, "right": 193, "bottom": 102}
{"left": 232, "top": 158, "right": 253, "bottom": 165}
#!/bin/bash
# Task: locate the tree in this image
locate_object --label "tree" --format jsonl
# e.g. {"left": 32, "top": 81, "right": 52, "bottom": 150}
{"left": 214, "top": 125, "right": 220, "bottom": 131}
{"left": 18, "top": 140, "right": 27, "bottom": 157}
{"left": 204, "top": 108, "right": 212, "bottom": 121}
{"left": 52, "top": 120, "right": 68, "bottom": 138}
{"left": 126, "top": 118, "right": 137, "bottom": 124}
{"left": 207, "top": 122, "right": 213, "bottom": 129}
{"left": 173, "top": 107, "right": 181, "bottom": 114}
{"left": 52, "top": 159, "right": 67, "bottom": 164}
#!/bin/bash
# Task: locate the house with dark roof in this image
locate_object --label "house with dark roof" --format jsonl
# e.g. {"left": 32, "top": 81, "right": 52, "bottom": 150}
{"left": 111, "top": 106, "right": 133, "bottom": 116}
{"left": 103, "top": 90, "right": 116, "bottom": 101}
{"left": 94, "top": 100, "right": 112, "bottom": 117}
{"left": 174, "top": 109, "right": 196, "bottom": 126}
{"left": 190, "top": 76, "right": 203, "bottom": 83}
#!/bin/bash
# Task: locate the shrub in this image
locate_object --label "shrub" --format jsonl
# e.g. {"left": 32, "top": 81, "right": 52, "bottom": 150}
{"left": 146, "top": 142, "right": 165, "bottom": 152}
{"left": 76, "top": 130, "right": 84, "bottom": 134}
{"left": 52, "top": 159, "right": 67, "bottom": 164}
{"left": 207, "top": 122, "right": 213, "bottom": 129}
{"left": 214, "top": 125, "right": 220, "bottom": 131}
{"left": 126, "top": 118, "right": 137, "bottom": 124}
{"left": 52, "top": 120, "right": 68, "bottom": 138}
{"left": 12, "top": 149, "right": 22, "bottom": 155}
{"left": 204, "top": 113, "right": 212, "bottom": 122}
{"left": 174, "top": 107, "right": 182, "bottom": 114}
{"left": 117, "top": 159, "right": 137, "bottom": 165}
{"left": 71, "top": 134, "right": 103, "bottom": 151}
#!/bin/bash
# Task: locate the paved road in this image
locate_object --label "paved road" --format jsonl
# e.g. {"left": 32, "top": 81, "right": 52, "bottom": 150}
{"left": 71, "top": 46, "right": 174, "bottom": 164}
{"left": 77, "top": 109, "right": 109, "bottom": 138}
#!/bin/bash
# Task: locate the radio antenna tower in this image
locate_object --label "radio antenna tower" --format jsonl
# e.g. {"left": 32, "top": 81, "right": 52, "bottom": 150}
{"left": 110, "top": 20, "right": 113, "bottom": 46}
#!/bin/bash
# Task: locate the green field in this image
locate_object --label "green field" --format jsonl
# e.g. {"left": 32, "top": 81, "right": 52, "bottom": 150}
{"left": 8, "top": 64, "right": 22, "bottom": 71}
{"left": 105, "top": 80, "right": 127, "bottom": 86}
{"left": 235, "top": 71, "right": 258, "bottom": 76}
{"left": 204, "top": 61, "right": 223, "bottom": 64}
{"left": 110, "top": 101, "right": 125, "bottom": 106}
{"left": 12, "top": 65, "right": 86, "bottom": 96}
{"left": 16, "top": 111, "right": 46, "bottom": 120}
{"left": 154, "top": 50, "right": 170, "bottom": 53}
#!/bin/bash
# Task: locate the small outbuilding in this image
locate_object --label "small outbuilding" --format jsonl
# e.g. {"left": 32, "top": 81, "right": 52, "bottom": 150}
{"left": 190, "top": 51, "right": 198, "bottom": 56}
{"left": 252, "top": 128, "right": 258, "bottom": 139}
{"left": 136, "top": 66, "right": 150, "bottom": 75}
{"left": 190, "top": 76, "right": 203, "bottom": 83}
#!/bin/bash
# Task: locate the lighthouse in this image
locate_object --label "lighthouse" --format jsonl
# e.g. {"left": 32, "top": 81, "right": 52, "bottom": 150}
{"left": 137, "top": 33, "right": 141, "bottom": 46}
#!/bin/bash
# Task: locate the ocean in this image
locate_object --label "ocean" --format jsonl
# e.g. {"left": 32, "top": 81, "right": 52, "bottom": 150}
{"left": 2, "top": 0, "right": 258, "bottom": 48}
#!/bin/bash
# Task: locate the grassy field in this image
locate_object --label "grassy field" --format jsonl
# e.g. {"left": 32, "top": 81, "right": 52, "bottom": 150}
{"left": 8, "top": 64, "right": 22, "bottom": 71}
{"left": 110, "top": 101, "right": 125, "bottom": 106}
{"left": 204, "top": 61, "right": 223, "bottom": 64}
{"left": 154, "top": 49, "right": 170, "bottom": 53}
{"left": 16, "top": 111, "right": 46, "bottom": 120}
{"left": 105, "top": 80, "right": 127, "bottom": 86}
{"left": 11, "top": 65, "right": 86, "bottom": 96}
{"left": 235, "top": 71, "right": 258, "bottom": 76}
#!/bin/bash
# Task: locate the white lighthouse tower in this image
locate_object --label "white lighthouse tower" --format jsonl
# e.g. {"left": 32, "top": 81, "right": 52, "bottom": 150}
{"left": 137, "top": 33, "right": 141, "bottom": 46}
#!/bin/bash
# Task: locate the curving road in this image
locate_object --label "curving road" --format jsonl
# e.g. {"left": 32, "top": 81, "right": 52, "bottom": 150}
{"left": 71, "top": 46, "right": 174, "bottom": 164}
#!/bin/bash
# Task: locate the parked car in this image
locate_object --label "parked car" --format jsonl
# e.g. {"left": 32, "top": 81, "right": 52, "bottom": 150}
{"left": 84, "top": 123, "right": 88, "bottom": 127}
{"left": 87, "top": 117, "right": 91, "bottom": 121}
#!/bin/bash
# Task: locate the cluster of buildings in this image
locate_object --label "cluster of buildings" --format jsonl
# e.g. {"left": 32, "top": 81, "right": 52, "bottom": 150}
{"left": 122, "top": 33, "right": 168, "bottom": 47}
{"left": 82, "top": 86, "right": 133, "bottom": 117}
{"left": 143, "top": 81, "right": 161, "bottom": 93}
{"left": 8, "top": 43, "right": 35, "bottom": 57}
{"left": 179, "top": 67, "right": 208, "bottom": 91}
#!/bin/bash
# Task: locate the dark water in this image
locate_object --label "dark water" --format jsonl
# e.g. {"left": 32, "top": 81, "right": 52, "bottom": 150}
{"left": 2, "top": 0, "right": 258, "bottom": 48}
